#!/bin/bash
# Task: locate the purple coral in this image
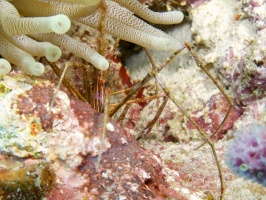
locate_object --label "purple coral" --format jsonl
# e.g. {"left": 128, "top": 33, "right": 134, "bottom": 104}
{"left": 226, "top": 124, "right": 266, "bottom": 186}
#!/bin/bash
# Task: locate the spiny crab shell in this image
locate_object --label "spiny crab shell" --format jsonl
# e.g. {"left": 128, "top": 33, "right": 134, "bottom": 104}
{"left": 0, "top": 0, "right": 183, "bottom": 76}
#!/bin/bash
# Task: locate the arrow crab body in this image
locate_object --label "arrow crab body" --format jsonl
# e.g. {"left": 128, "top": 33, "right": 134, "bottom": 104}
{"left": 0, "top": 0, "right": 183, "bottom": 75}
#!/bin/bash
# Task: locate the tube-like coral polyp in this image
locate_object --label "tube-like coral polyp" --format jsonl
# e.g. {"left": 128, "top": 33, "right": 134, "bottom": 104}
{"left": 0, "top": 0, "right": 184, "bottom": 75}
{"left": 0, "top": 59, "right": 11, "bottom": 76}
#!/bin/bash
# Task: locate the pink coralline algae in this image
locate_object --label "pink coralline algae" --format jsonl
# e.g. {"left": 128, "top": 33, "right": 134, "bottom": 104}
{"left": 215, "top": 0, "right": 266, "bottom": 106}
{"left": 66, "top": 99, "right": 184, "bottom": 199}
{"left": 190, "top": 0, "right": 211, "bottom": 7}
{"left": 186, "top": 94, "right": 240, "bottom": 140}
{"left": 216, "top": 47, "right": 266, "bottom": 106}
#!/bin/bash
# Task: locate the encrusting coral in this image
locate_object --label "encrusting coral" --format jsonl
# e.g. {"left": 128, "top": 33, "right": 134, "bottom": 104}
{"left": 0, "top": 0, "right": 183, "bottom": 76}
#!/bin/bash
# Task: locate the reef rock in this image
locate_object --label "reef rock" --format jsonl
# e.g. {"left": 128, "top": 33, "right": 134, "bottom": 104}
{"left": 0, "top": 73, "right": 200, "bottom": 199}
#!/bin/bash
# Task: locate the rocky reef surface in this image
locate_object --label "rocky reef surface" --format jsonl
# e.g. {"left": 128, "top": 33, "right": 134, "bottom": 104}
{"left": 1, "top": 0, "right": 266, "bottom": 199}
{"left": 0, "top": 73, "right": 196, "bottom": 199}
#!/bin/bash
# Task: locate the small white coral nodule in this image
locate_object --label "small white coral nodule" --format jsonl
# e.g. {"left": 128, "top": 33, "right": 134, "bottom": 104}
{"left": 0, "top": 59, "right": 11, "bottom": 75}
{"left": 0, "top": 0, "right": 184, "bottom": 75}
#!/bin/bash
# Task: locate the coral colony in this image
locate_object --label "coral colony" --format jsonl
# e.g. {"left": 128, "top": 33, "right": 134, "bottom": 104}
{"left": 0, "top": 0, "right": 183, "bottom": 76}
{"left": 227, "top": 124, "right": 266, "bottom": 186}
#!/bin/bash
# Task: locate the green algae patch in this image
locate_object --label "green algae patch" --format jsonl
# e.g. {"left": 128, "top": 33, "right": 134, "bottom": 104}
{"left": 0, "top": 162, "right": 55, "bottom": 199}
{"left": 0, "top": 83, "right": 11, "bottom": 97}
